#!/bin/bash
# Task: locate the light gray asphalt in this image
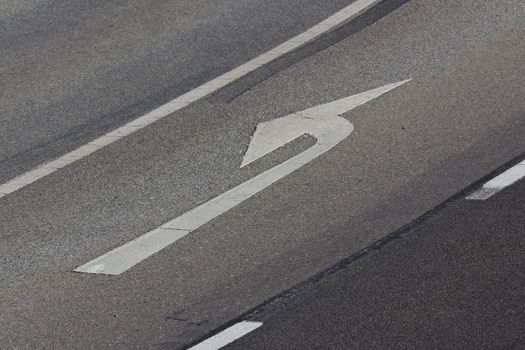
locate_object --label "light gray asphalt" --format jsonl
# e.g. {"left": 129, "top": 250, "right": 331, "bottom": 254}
{"left": 225, "top": 161, "right": 525, "bottom": 350}
{"left": 1, "top": 0, "right": 525, "bottom": 349}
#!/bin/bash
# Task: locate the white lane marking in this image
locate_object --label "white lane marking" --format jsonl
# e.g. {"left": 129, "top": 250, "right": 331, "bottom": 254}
{"left": 75, "top": 81, "right": 410, "bottom": 275}
{"left": 188, "top": 321, "right": 263, "bottom": 350}
{"left": 466, "top": 160, "right": 525, "bottom": 200}
{"left": 0, "top": 0, "right": 383, "bottom": 199}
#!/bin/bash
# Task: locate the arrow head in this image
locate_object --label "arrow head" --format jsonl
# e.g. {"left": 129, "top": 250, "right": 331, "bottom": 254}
{"left": 241, "top": 114, "right": 325, "bottom": 167}
{"left": 241, "top": 80, "right": 411, "bottom": 167}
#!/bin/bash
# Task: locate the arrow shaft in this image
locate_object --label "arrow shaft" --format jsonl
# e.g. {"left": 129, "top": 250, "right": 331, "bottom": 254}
{"left": 75, "top": 118, "right": 352, "bottom": 275}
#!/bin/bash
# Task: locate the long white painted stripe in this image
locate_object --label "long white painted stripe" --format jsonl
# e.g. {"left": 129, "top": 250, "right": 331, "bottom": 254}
{"left": 188, "top": 322, "right": 263, "bottom": 350}
{"left": 466, "top": 160, "right": 525, "bottom": 200}
{"left": 0, "top": 0, "right": 382, "bottom": 199}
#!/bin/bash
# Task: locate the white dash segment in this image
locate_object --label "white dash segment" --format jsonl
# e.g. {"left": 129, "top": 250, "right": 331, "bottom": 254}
{"left": 188, "top": 322, "right": 262, "bottom": 350}
{"left": 467, "top": 161, "right": 525, "bottom": 200}
{"left": 0, "top": 0, "right": 382, "bottom": 199}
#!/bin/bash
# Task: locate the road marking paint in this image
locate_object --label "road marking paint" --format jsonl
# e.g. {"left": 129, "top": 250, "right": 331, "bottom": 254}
{"left": 75, "top": 81, "right": 410, "bottom": 275}
{"left": 466, "top": 160, "right": 525, "bottom": 200}
{"left": 188, "top": 321, "right": 262, "bottom": 350}
{"left": 0, "top": 0, "right": 383, "bottom": 199}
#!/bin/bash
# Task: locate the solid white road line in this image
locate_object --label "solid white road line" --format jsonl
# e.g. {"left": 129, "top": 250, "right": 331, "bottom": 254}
{"left": 466, "top": 160, "right": 525, "bottom": 200}
{"left": 0, "top": 0, "right": 383, "bottom": 199}
{"left": 188, "top": 321, "right": 263, "bottom": 350}
{"left": 74, "top": 81, "right": 409, "bottom": 275}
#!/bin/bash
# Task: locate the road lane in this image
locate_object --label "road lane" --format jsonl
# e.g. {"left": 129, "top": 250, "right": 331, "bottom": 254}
{"left": 0, "top": 0, "right": 352, "bottom": 183}
{"left": 0, "top": 0, "right": 392, "bottom": 199}
{"left": 1, "top": 0, "right": 524, "bottom": 349}
{"left": 224, "top": 161, "right": 525, "bottom": 350}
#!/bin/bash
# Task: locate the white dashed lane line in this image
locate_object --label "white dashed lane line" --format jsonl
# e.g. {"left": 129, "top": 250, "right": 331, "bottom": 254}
{"left": 187, "top": 321, "right": 262, "bottom": 350}
{"left": 467, "top": 160, "right": 525, "bottom": 200}
{"left": 0, "top": 0, "right": 384, "bottom": 200}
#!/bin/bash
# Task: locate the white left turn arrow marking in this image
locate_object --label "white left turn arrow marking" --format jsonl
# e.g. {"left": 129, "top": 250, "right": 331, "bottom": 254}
{"left": 75, "top": 80, "right": 410, "bottom": 275}
{"left": 241, "top": 79, "right": 410, "bottom": 167}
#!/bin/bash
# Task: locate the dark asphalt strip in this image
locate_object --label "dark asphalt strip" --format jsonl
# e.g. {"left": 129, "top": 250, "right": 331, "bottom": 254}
{"left": 179, "top": 150, "right": 525, "bottom": 350}
{"left": 211, "top": 0, "right": 413, "bottom": 104}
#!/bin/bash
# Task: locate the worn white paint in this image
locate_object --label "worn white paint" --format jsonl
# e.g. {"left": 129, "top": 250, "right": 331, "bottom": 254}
{"left": 188, "top": 321, "right": 263, "bottom": 350}
{"left": 0, "top": 0, "right": 383, "bottom": 199}
{"left": 467, "top": 160, "right": 525, "bottom": 200}
{"left": 74, "top": 81, "right": 410, "bottom": 275}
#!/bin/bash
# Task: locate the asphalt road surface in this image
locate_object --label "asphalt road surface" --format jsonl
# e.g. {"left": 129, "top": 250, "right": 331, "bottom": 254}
{"left": 1, "top": 0, "right": 524, "bottom": 349}
{"left": 221, "top": 158, "right": 525, "bottom": 350}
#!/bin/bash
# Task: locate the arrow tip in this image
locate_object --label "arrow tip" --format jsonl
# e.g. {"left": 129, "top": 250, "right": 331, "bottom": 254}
{"left": 240, "top": 116, "right": 309, "bottom": 168}
{"left": 240, "top": 152, "right": 253, "bottom": 168}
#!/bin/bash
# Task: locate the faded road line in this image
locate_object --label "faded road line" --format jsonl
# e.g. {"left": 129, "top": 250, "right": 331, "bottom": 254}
{"left": 467, "top": 160, "right": 525, "bottom": 200}
{"left": 188, "top": 322, "right": 262, "bottom": 350}
{"left": 0, "top": 0, "right": 384, "bottom": 199}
